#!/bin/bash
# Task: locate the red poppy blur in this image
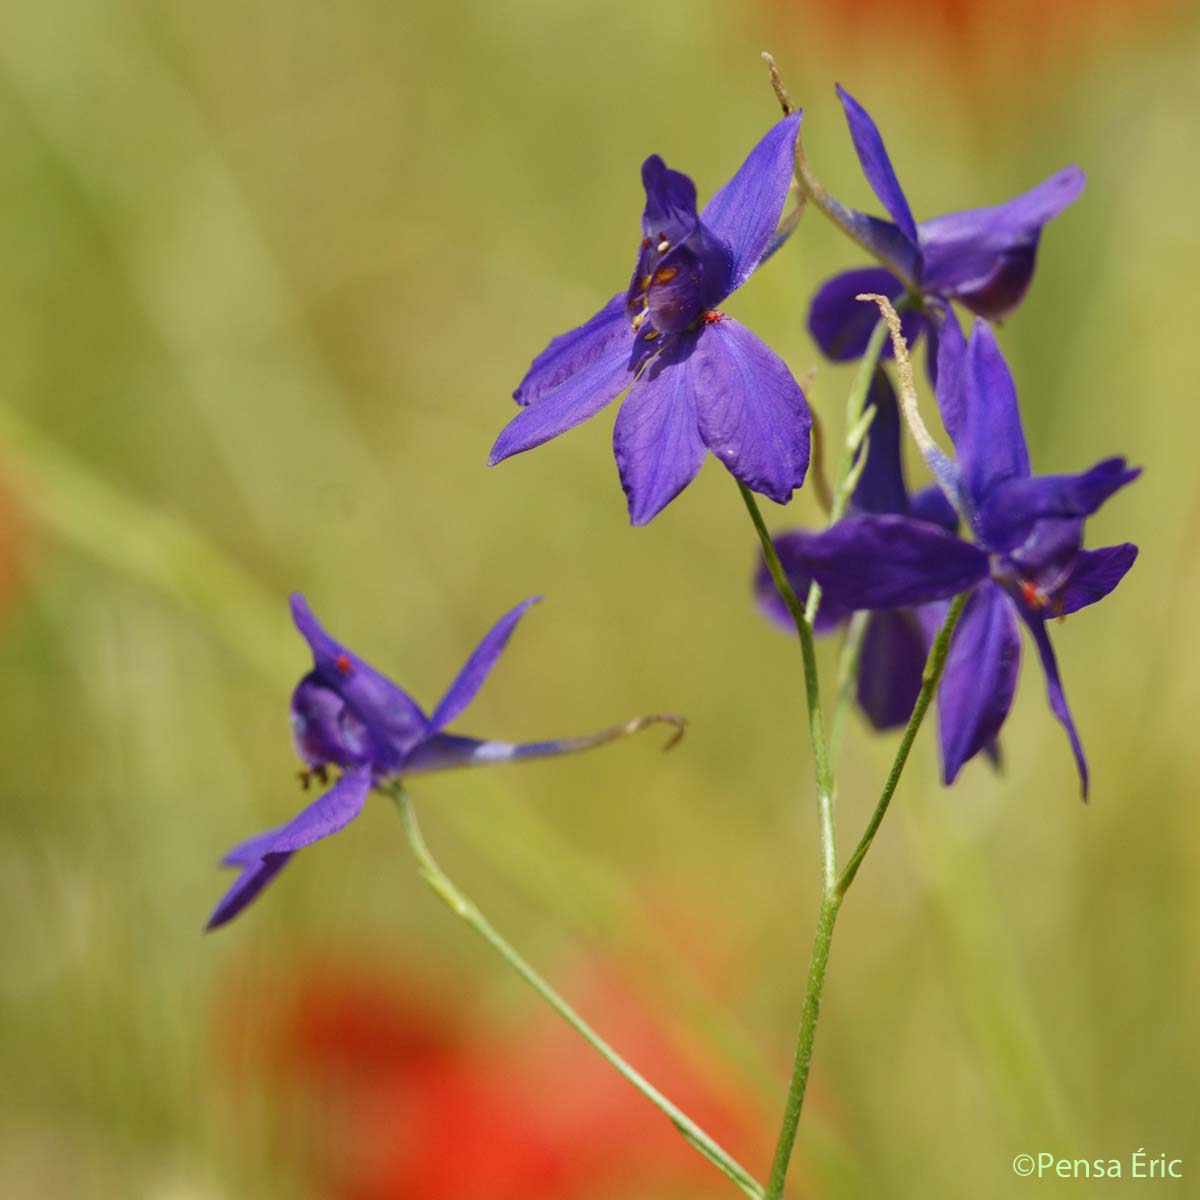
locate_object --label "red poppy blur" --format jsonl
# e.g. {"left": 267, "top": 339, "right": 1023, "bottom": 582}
{"left": 762, "top": 0, "right": 1181, "bottom": 82}
{"left": 218, "top": 952, "right": 770, "bottom": 1200}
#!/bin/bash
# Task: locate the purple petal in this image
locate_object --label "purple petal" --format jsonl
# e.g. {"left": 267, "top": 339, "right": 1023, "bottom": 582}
{"left": 289, "top": 595, "right": 429, "bottom": 765}
{"left": 429, "top": 598, "right": 541, "bottom": 731}
{"left": 206, "top": 851, "right": 293, "bottom": 931}
{"left": 979, "top": 458, "right": 1137, "bottom": 561}
{"left": 493, "top": 296, "right": 642, "bottom": 463}
{"left": 267, "top": 764, "right": 373, "bottom": 855}
{"left": 640, "top": 157, "right": 701, "bottom": 246}
{"left": 777, "top": 515, "right": 988, "bottom": 610}
{"left": 755, "top": 532, "right": 854, "bottom": 637}
{"left": 701, "top": 112, "right": 802, "bottom": 291}
{"left": 835, "top": 85, "right": 919, "bottom": 246}
{"left": 807, "top": 268, "right": 925, "bottom": 362}
{"left": 291, "top": 676, "right": 372, "bottom": 769}
{"left": 402, "top": 716, "right": 685, "bottom": 775}
{"left": 919, "top": 167, "right": 1086, "bottom": 317}
{"left": 512, "top": 294, "right": 632, "bottom": 408}
{"left": 908, "top": 484, "right": 959, "bottom": 534}
{"left": 856, "top": 609, "right": 928, "bottom": 730}
{"left": 688, "top": 316, "right": 810, "bottom": 504}
{"left": 1021, "top": 611, "right": 1089, "bottom": 798}
{"left": 937, "top": 582, "right": 1021, "bottom": 784}
{"left": 978, "top": 458, "right": 1141, "bottom": 554}
{"left": 613, "top": 335, "right": 707, "bottom": 526}
{"left": 1059, "top": 544, "right": 1138, "bottom": 617}
{"left": 849, "top": 369, "right": 908, "bottom": 517}
{"left": 956, "top": 320, "right": 1031, "bottom": 512}
{"left": 220, "top": 824, "right": 288, "bottom": 869}
{"left": 932, "top": 304, "right": 966, "bottom": 444}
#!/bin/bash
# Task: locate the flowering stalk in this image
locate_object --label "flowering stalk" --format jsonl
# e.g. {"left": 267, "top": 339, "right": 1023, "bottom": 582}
{"left": 385, "top": 781, "right": 767, "bottom": 1200}
{"left": 741, "top": 298, "right": 964, "bottom": 1198}
{"left": 753, "top": 580, "right": 969, "bottom": 1200}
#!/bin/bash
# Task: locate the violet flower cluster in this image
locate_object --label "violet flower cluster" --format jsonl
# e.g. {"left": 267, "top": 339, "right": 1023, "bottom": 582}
{"left": 209, "top": 80, "right": 1138, "bottom": 935}
{"left": 200, "top": 70, "right": 1145, "bottom": 1200}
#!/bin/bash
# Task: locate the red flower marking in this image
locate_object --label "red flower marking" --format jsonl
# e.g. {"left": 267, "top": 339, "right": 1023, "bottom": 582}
{"left": 1019, "top": 580, "right": 1049, "bottom": 610}
{"left": 335, "top": 654, "right": 352, "bottom": 675}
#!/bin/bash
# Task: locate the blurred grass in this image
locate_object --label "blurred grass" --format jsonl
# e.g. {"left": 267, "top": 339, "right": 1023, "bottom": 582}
{"left": 1, "top": 0, "right": 1198, "bottom": 1196}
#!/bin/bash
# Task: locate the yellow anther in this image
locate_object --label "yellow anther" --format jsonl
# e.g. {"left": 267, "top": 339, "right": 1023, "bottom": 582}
{"left": 656, "top": 239, "right": 670, "bottom": 253}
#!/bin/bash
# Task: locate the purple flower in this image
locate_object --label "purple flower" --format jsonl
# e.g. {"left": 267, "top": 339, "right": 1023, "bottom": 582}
{"left": 807, "top": 85, "right": 1085, "bottom": 365}
{"left": 772, "top": 318, "right": 1139, "bottom": 796}
{"left": 208, "top": 594, "right": 682, "bottom": 930}
{"left": 756, "top": 369, "right": 958, "bottom": 731}
{"left": 490, "top": 115, "right": 812, "bottom": 525}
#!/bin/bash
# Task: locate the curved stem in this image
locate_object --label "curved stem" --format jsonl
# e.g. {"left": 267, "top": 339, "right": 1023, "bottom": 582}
{"left": 386, "top": 782, "right": 765, "bottom": 1200}
{"left": 837, "top": 592, "right": 968, "bottom": 897}
{"left": 738, "top": 482, "right": 837, "bottom": 892}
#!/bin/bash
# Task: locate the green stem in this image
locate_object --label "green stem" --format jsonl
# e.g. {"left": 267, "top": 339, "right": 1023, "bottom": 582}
{"left": 761, "top": 596, "right": 967, "bottom": 1200}
{"left": 737, "top": 482, "right": 836, "bottom": 892}
{"left": 802, "top": 315, "right": 892, "bottom": 629}
{"left": 764, "top": 891, "right": 841, "bottom": 1200}
{"left": 837, "top": 592, "right": 969, "bottom": 897}
{"left": 386, "top": 782, "right": 765, "bottom": 1200}
{"left": 739, "top": 480, "right": 839, "bottom": 1200}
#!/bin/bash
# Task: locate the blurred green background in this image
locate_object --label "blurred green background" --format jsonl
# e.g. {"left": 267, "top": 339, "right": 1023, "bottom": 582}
{"left": 1, "top": 0, "right": 1197, "bottom": 1196}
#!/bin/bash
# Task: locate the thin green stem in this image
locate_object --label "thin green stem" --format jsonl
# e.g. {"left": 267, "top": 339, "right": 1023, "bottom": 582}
{"left": 737, "top": 481, "right": 837, "bottom": 892}
{"left": 739, "top": 479, "right": 839, "bottom": 1200}
{"left": 802, "top": 315, "right": 892, "bottom": 628}
{"left": 750, "top": 303, "right": 947, "bottom": 1195}
{"left": 444, "top": 796, "right": 782, "bottom": 1101}
{"left": 764, "top": 892, "right": 841, "bottom": 1200}
{"left": 761, "top": 596, "right": 968, "bottom": 1199}
{"left": 386, "top": 783, "right": 765, "bottom": 1200}
{"left": 837, "top": 592, "right": 969, "bottom": 897}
